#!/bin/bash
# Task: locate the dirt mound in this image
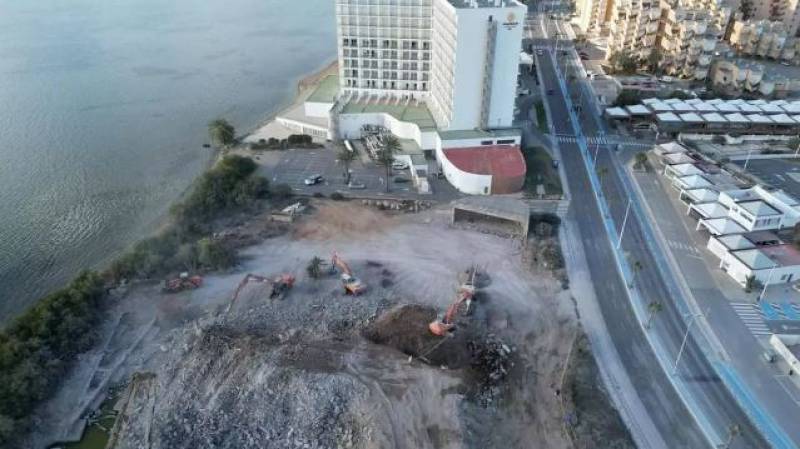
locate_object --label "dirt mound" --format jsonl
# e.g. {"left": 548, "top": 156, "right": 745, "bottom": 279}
{"left": 293, "top": 202, "right": 392, "bottom": 240}
{"left": 363, "top": 304, "right": 487, "bottom": 371}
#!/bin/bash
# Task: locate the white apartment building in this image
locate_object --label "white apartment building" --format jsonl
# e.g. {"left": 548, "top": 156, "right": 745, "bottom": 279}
{"left": 579, "top": 0, "right": 732, "bottom": 80}
{"left": 740, "top": 0, "right": 800, "bottom": 36}
{"left": 336, "top": 0, "right": 526, "bottom": 131}
{"left": 317, "top": 0, "right": 529, "bottom": 195}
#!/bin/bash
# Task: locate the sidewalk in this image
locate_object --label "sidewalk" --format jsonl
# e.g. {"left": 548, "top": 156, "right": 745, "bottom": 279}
{"left": 629, "top": 160, "right": 800, "bottom": 447}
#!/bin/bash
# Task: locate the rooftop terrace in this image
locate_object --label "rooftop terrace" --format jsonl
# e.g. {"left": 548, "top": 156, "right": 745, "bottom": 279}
{"left": 307, "top": 75, "right": 339, "bottom": 104}
{"left": 341, "top": 100, "right": 437, "bottom": 131}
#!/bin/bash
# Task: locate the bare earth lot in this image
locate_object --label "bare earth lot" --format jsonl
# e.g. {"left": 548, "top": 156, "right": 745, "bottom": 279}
{"left": 28, "top": 202, "right": 631, "bottom": 449}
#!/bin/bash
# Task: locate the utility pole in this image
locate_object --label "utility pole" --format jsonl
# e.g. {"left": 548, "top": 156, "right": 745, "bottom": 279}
{"left": 743, "top": 149, "right": 754, "bottom": 171}
{"left": 618, "top": 198, "right": 632, "bottom": 249}
{"left": 673, "top": 310, "right": 708, "bottom": 376}
{"left": 757, "top": 264, "right": 777, "bottom": 302}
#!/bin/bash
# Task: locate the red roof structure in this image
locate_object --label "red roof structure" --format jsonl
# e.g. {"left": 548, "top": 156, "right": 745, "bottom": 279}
{"left": 442, "top": 145, "right": 526, "bottom": 194}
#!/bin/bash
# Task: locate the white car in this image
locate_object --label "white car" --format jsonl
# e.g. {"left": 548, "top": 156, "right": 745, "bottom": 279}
{"left": 304, "top": 174, "right": 324, "bottom": 186}
{"left": 392, "top": 161, "right": 409, "bottom": 170}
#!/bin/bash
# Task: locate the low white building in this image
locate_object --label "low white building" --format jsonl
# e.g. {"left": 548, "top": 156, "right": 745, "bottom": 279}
{"left": 770, "top": 334, "right": 800, "bottom": 381}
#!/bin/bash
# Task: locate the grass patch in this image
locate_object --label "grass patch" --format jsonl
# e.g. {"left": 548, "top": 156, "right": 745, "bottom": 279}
{"left": 535, "top": 100, "right": 548, "bottom": 133}
{"left": 63, "top": 387, "right": 122, "bottom": 449}
{"left": 523, "top": 146, "right": 563, "bottom": 197}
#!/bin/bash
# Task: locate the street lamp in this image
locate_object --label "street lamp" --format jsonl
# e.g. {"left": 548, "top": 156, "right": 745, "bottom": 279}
{"left": 757, "top": 264, "right": 777, "bottom": 303}
{"left": 673, "top": 310, "right": 708, "bottom": 376}
{"left": 743, "top": 149, "right": 754, "bottom": 171}
{"left": 618, "top": 198, "right": 632, "bottom": 250}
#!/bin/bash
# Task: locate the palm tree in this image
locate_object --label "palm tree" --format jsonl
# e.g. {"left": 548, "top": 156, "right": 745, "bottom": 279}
{"left": 629, "top": 260, "right": 643, "bottom": 289}
{"left": 337, "top": 145, "right": 357, "bottom": 184}
{"left": 377, "top": 135, "right": 400, "bottom": 193}
{"left": 208, "top": 118, "right": 235, "bottom": 148}
{"left": 723, "top": 424, "right": 741, "bottom": 449}
{"left": 634, "top": 152, "right": 648, "bottom": 171}
{"left": 645, "top": 300, "right": 663, "bottom": 329}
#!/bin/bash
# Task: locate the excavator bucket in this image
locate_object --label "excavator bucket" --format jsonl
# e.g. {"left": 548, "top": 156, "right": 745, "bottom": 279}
{"left": 429, "top": 320, "right": 453, "bottom": 336}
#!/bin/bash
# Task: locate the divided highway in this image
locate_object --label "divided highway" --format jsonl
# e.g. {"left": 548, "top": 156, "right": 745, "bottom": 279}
{"left": 531, "top": 45, "right": 768, "bottom": 448}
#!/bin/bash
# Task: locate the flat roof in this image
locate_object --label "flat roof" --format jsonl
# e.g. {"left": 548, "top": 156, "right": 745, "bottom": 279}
{"left": 672, "top": 102, "right": 696, "bottom": 112}
{"left": 692, "top": 201, "right": 729, "bottom": 219}
{"left": 627, "top": 104, "right": 651, "bottom": 115}
{"left": 747, "top": 114, "right": 774, "bottom": 124}
{"left": 679, "top": 112, "right": 704, "bottom": 123}
{"left": 677, "top": 174, "right": 713, "bottom": 189}
{"left": 606, "top": 107, "right": 630, "bottom": 118}
{"left": 342, "top": 100, "right": 437, "bottom": 130}
{"left": 650, "top": 103, "right": 674, "bottom": 112}
{"left": 717, "top": 234, "right": 756, "bottom": 250}
{"left": 724, "top": 113, "right": 750, "bottom": 123}
{"left": 781, "top": 103, "right": 800, "bottom": 114}
{"left": 658, "top": 141, "right": 688, "bottom": 153}
{"left": 438, "top": 128, "right": 521, "bottom": 140}
{"left": 738, "top": 200, "right": 782, "bottom": 216}
{"left": 685, "top": 188, "right": 720, "bottom": 203}
{"left": 717, "top": 103, "right": 740, "bottom": 112}
{"left": 307, "top": 75, "right": 340, "bottom": 103}
{"left": 664, "top": 152, "right": 695, "bottom": 165}
{"left": 770, "top": 113, "right": 795, "bottom": 124}
{"left": 669, "top": 163, "right": 704, "bottom": 176}
{"left": 702, "top": 217, "right": 747, "bottom": 235}
{"left": 738, "top": 103, "right": 762, "bottom": 113}
{"left": 701, "top": 112, "right": 727, "bottom": 123}
{"left": 760, "top": 103, "right": 784, "bottom": 114}
{"left": 447, "top": 0, "right": 525, "bottom": 7}
{"left": 656, "top": 112, "right": 681, "bottom": 122}
{"left": 694, "top": 103, "right": 718, "bottom": 112}
{"left": 732, "top": 248, "right": 777, "bottom": 270}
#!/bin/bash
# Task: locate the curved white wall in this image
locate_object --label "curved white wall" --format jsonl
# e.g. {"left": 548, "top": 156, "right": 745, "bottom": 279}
{"left": 435, "top": 145, "right": 492, "bottom": 195}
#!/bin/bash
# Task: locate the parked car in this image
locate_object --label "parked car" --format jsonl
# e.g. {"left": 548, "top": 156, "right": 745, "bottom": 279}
{"left": 392, "top": 161, "right": 409, "bottom": 170}
{"left": 393, "top": 176, "right": 410, "bottom": 184}
{"left": 347, "top": 180, "right": 366, "bottom": 189}
{"left": 304, "top": 174, "right": 324, "bottom": 186}
{"left": 536, "top": 49, "right": 544, "bottom": 56}
{"left": 547, "top": 89, "right": 554, "bottom": 95}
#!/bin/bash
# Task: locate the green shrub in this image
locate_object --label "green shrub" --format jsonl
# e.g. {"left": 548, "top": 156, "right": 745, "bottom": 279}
{"left": 0, "top": 271, "right": 105, "bottom": 443}
{"left": 330, "top": 192, "right": 345, "bottom": 201}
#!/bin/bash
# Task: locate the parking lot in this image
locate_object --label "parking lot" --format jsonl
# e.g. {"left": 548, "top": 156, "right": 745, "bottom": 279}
{"left": 733, "top": 158, "right": 800, "bottom": 200}
{"left": 247, "top": 145, "right": 462, "bottom": 200}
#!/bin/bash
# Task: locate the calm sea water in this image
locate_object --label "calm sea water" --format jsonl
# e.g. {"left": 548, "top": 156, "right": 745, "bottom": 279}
{"left": 0, "top": 0, "right": 336, "bottom": 322}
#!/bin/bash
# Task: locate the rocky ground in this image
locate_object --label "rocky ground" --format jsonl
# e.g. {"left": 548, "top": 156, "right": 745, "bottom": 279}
{"left": 29, "top": 201, "right": 633, "bottom": 449}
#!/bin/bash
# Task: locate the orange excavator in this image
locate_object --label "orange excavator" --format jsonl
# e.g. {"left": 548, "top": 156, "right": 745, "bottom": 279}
{"left": 331, "top": 252, "right": 367, "bottom": 295}
{"left": 162, "top": 272, "right": 203, "bottom": 293}
{"left": 429, "top": 267, "right": 478, "bottom": 336}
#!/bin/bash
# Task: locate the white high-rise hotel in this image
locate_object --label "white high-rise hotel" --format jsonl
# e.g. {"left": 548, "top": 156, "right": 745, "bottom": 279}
{"left": 336, "top": 0, "right": 526, "bottom": 132}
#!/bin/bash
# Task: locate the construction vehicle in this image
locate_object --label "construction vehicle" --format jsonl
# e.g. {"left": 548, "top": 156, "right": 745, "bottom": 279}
{"left": 429, "top": 267, "right": 478, "bottom": 336}
{"left": 331, "top": 252, "right": 367, "bottom": 295}
{"left": 230, "top": 273, "right": 296, "bottom": 306}
{"left": 162, "top": 272, "right": 203, "bottom": 293}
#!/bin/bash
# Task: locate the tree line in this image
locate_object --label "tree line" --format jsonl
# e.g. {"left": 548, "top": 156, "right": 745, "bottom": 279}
{"left": 0, "top": 149, "right": 288, "bottom": 444}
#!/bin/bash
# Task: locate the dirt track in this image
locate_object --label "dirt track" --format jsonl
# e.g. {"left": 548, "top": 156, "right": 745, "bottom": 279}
{"left": 27, "top": 201, "right": 627, "bottom": 449}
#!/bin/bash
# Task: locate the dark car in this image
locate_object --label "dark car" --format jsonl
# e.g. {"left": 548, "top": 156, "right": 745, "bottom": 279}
{"left": 304, "top": 174, "right": 324, "bottom": 186}
{"left": 547, "top": 89, "right": 555, "bottom": 95}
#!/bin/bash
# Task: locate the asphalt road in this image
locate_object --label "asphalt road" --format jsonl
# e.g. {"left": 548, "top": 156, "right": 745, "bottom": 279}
{"left": 531, "top": 39, "right": 768, "bottom": 448}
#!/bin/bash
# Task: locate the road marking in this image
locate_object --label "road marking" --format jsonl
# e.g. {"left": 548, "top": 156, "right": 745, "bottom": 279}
{"left": 731, "top": 302, "right": 774, "bottom": 336}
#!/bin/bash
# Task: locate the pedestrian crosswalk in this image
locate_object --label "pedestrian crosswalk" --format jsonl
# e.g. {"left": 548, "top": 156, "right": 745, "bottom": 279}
{"left": 665, "top": 239, "right": 701, "bottom": 255}
{"left": 554, "top": 134, "right": 652, "bottom": 148}
{"left": 731, "top": 302, "right": 772, "bottom": 336}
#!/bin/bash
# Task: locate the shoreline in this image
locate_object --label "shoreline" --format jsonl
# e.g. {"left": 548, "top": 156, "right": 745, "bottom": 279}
{"left": 239, "top": 59, "right": 338, "bottom": 142}
{"left": 1, "top": 60, "right": 337, "bottom": 330}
